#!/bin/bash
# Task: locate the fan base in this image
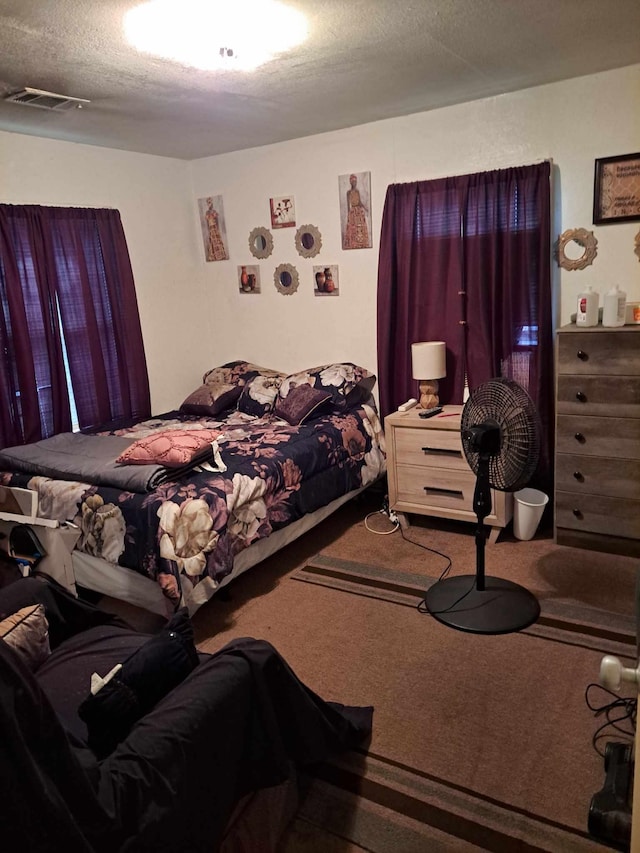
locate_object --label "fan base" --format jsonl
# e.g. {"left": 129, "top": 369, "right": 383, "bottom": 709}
{"left": 425, "top": 575, "right": 540, "bottom": 635}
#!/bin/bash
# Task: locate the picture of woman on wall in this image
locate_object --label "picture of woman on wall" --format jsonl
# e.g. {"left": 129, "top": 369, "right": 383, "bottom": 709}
{"left": 339, "top": 171, "right": 372, "bottom": 249}
{"left": 198, "top": 195, "right": 229, "bottom": 262}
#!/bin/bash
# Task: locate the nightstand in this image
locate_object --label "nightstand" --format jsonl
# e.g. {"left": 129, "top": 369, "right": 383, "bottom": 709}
{"left": 384, "top": 405, "right": 513, "bottom": 543}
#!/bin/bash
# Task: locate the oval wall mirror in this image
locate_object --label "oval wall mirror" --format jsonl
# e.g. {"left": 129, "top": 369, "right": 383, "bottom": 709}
{"left": 248, "top": 226, "right": 274, "bottom": 259}
{"left": 555, "top": 228, "right": 598, "bottom": 271}
{"left": 274, "top": 263, "right": 299, "bottom": 295}
{"left": 294, "top": 224, "right": 322, "bottom": 258}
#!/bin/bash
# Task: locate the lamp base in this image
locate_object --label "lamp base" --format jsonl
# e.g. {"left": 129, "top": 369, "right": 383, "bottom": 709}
{"left": 418, "top": 379, "right": 439, "bottom": 409}
{"left": 424, "top": 575, "right": 540, "bottom": 634}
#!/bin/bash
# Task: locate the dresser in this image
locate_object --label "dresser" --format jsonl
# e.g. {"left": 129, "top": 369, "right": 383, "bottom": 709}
{"left": 555, "top": 324, "right": 640, "bottom": 557}
{"left": 384, "top": 406, "right": 512, "bottom": 543}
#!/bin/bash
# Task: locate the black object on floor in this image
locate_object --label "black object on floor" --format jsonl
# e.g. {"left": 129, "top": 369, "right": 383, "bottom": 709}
{"left": 588, "top": 741, "right": 633, "bottom": 851}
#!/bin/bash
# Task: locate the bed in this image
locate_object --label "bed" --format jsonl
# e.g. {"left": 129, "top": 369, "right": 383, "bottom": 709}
{"left": 0, "top": 361, "right": 386, "bottom": 616}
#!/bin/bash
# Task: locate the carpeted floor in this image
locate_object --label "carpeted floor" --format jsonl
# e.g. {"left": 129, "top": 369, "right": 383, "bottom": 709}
{"left": 186, "top": 491, "right": 638, "bottom": 851}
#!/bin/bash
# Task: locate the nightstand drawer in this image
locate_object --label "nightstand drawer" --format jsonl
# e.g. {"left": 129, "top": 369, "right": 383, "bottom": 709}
{"left": 556, "top": 415, "right": 640, "bottom": 460}
{"left": 556, "top": 491, "right": 640, "bottom": 539}
{"left": 394, "top": 427, "right": 467, "bottom": 471}
{"left": 556, "top": 454, "right": 640, "bottom": 500}
{"left": 396, "top": 465, "right": 475, "bottom": 511}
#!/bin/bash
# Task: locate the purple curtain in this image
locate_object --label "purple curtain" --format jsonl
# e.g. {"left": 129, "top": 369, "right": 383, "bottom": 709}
{"left": 377, "top": 162, "right": 553, "bottom": 491}
{"left": 0, "top": 205, "right": 151, "bottom": 449}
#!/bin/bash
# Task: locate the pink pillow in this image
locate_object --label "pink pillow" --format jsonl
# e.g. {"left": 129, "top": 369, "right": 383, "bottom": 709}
{"left": 116, "top": 429, "right": 221, "bottom": 467}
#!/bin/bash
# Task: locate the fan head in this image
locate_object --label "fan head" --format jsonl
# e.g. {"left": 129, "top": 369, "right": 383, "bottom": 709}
{"left": 461, "top": 378, "right": 540, "bottom": 492}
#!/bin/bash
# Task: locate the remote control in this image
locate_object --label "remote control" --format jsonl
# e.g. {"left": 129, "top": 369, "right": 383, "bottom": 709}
{"left": 418, "top": 406, "right": 443, "bottom": 418}
{"left": 398, "top": 398, "right": 418, "bottom": 412}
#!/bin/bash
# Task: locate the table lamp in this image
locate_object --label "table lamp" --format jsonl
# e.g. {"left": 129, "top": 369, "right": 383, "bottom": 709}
{"left": 411, "top": 341, "right": 446, "bottom": 409}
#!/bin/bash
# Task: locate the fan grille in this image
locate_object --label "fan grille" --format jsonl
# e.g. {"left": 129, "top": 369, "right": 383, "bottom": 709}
{"left": 461, "top": 378, "right": 540, "bottom": 491}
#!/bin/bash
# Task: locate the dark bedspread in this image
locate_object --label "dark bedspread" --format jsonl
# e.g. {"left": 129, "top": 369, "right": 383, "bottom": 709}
{"left": 0, "top": 403, "right": 386, "bottom": 611}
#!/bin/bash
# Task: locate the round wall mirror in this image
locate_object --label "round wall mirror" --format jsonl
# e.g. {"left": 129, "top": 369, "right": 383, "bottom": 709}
{"left": 248, "top": 226, "right": 274, "bottom": 259}
{"left": 555, "top": 228, "right": 598, "bottom": 271}
{"left": 273, "top": 263, "right": 299, "bottom": 295}
{"left": 294, "top": 224, "right": 322, "bottom": 259}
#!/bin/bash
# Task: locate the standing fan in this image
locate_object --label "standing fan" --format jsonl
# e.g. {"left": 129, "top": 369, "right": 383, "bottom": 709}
{"left": 424, "top": 378, "right": 542, "bottom": 635}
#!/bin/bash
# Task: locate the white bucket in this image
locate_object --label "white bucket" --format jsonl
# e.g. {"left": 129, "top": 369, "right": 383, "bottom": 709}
{"left": 513, "top": 488, "right": 549, "bottom": 541}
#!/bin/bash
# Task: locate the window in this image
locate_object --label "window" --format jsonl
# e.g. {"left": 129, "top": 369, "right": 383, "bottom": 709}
{"left": 0, "top": 204, "right": 151, "bottom": 449}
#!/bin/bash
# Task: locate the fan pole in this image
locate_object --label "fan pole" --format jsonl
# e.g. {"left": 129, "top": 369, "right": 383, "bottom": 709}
{"left": 473, "top": 454, "right": 492, "bottom": 592}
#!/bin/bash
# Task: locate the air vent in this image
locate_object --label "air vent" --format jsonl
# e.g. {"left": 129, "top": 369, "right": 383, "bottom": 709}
{"left": 4, "top": 87, "right": 90, "bottom": 112}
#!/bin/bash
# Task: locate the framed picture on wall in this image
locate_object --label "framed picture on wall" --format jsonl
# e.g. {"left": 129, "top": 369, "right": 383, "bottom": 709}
{"left": 313, "top": 265, "right": 339, "bottom": 296}
{"left": 198, "top": 195, "right": 229, "bottom": 261}
{"left": 339, "top": 171, "right": 372, "bottom": 249}
{"left": 238, "top": 264, "right": 260, "bottom": 293}
{"left": 269, "top": 196, "right": 296, "bottom": 229}
{"left": 593, "top": 152, "right": 640, "bottom": 224}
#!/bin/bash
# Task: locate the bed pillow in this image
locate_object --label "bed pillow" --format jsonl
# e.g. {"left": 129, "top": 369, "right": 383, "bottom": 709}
{"left": 0, "top": 604, "right": 50, "bottom": 671}
{"left": 202, "top": 360, "right": 282, "bottom": 388}
{"left": 279, "top": 363, "right": 376, "bottom": 410}
{"left": 78, "top": 608, "right": 199, "bottom": 758}
{"left": 274, "top": 384, "right": 333, "bottom": 426}
{"left": 116, "top": 428, "right": 221, "bottom": 467}
{"left": 237, "top": 372, "right": 286, "bottom": 418}
{"left": 179, "top": 382, "right": 241, "bottom": 417}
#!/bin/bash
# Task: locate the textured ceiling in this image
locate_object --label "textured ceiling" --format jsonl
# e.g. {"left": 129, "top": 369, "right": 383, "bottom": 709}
{"left": 0, "top": 0, "right": 639, "bottom": 161}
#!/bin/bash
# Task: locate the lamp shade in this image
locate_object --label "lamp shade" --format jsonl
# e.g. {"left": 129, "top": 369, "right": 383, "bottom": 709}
{"left": 411, "top": 341, "right": 446, "bottom": 380}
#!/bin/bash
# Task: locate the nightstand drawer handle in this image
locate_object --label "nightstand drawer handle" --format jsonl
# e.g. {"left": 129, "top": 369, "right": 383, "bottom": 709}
{"left": 574, "top": 432, "right": 585, "bottom": 443}
{"left": 424, "top": 487, "right": 464, "bottom": 499}
{"left": 576, "top": 350, "right": 588, "bottom": 361}
{"left": 421, "top": 446, "right": 462, "bottom": 457}
{"left": 575, "top": 391, "right": 587, "bottom": 402}
{"left": 573, "top": 471, "right": 584, "bottom": 482}
{"left": 572, "top": 508, "right": 583, "bottom": 519}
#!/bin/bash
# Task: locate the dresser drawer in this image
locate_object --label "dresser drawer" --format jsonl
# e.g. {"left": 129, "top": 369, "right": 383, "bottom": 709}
{"left": 558, "top": 331, "right": 640, "bottom": 376}
{"left": 394, "top": 427, "right": 468, "bottom": 471}
{"left": 556, "top": 491, "right": 640, "bottom": 539}
{"left": 556, "top": 415, "right": 640, "bottom": 460}
{"left": 556, "top": 453, "right": 640, "bottom": 500}
{"left": 557, "top": 375, "right": 640, "bottom": 418}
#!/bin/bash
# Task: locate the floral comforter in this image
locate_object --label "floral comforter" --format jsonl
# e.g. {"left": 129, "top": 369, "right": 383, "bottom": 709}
{"left": 0, "top": 403, "right": 385, "bottom": 611}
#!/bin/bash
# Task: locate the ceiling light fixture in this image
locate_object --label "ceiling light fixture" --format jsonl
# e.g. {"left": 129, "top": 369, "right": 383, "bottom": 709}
{"left": 124, "top": 0, "right": 308, "bottom": 72}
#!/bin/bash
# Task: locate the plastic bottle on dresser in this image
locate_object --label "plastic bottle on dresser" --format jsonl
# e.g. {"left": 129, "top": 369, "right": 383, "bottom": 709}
{"left": 602, "top": 285, "right": 627, "bottom": 327}
{"left": 576, "top": 286, "right": 599, "bottom": 327}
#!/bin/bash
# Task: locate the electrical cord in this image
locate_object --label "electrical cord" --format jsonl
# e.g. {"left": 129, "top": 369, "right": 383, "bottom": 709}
{"left": 585, "top": 683, "right": 637, "bottom": 757}
{"left": 397, "top": 528, "right": 476, "bottom": 617}
{"left": 364, "top": 499, "right": 470, "bottom": 615}
{"left": 364, "top": 510, "right": 399, "bottom": 535}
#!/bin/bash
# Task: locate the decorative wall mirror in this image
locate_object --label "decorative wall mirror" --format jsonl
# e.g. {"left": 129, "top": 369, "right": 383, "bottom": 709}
{"left": 248, "top": 226, "right": 274, "bottom": 260}
{"left": 294, "top": 223, "right": 322, "bottom": 259}
{"left": 634, "top": 230, "right": 640, "bottom": 262}
{"left": 273, "top": 263, "right": 299, "bottom": 295}
{"left": 555, "top": 228, "right": 598, "bottom": 271}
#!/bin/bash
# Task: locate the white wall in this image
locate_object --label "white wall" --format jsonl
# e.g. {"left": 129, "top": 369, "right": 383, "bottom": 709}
{"left": 189, "top": 64, "right": 640, "bottom": 379}
{"left": 0, "top": 131, "right": 208, "bottom": 414}
{"left": 2, "top": 64, "right": 638, "bottom": 414}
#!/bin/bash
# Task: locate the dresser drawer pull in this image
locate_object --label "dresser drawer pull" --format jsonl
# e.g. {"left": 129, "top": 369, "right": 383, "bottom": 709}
{"left": 574, "top": 432, "right": 585, "bottom": 443}
{"left": 572, "top": 508, "right": 583, "bottom": 519}
{"left": 421, "top": 446, "right": 462, "bottom": 457}
{"left": 575, "top": 391, "right": 587, "bottom": 402}
{"left": 576, "top": 350, "right": 588, "bottom": 361}
{"left": 424, "top": 486, "right": 464, "bottom": 499}
{"left": 573, "top": 471, "right": 584, "bottom": 482}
